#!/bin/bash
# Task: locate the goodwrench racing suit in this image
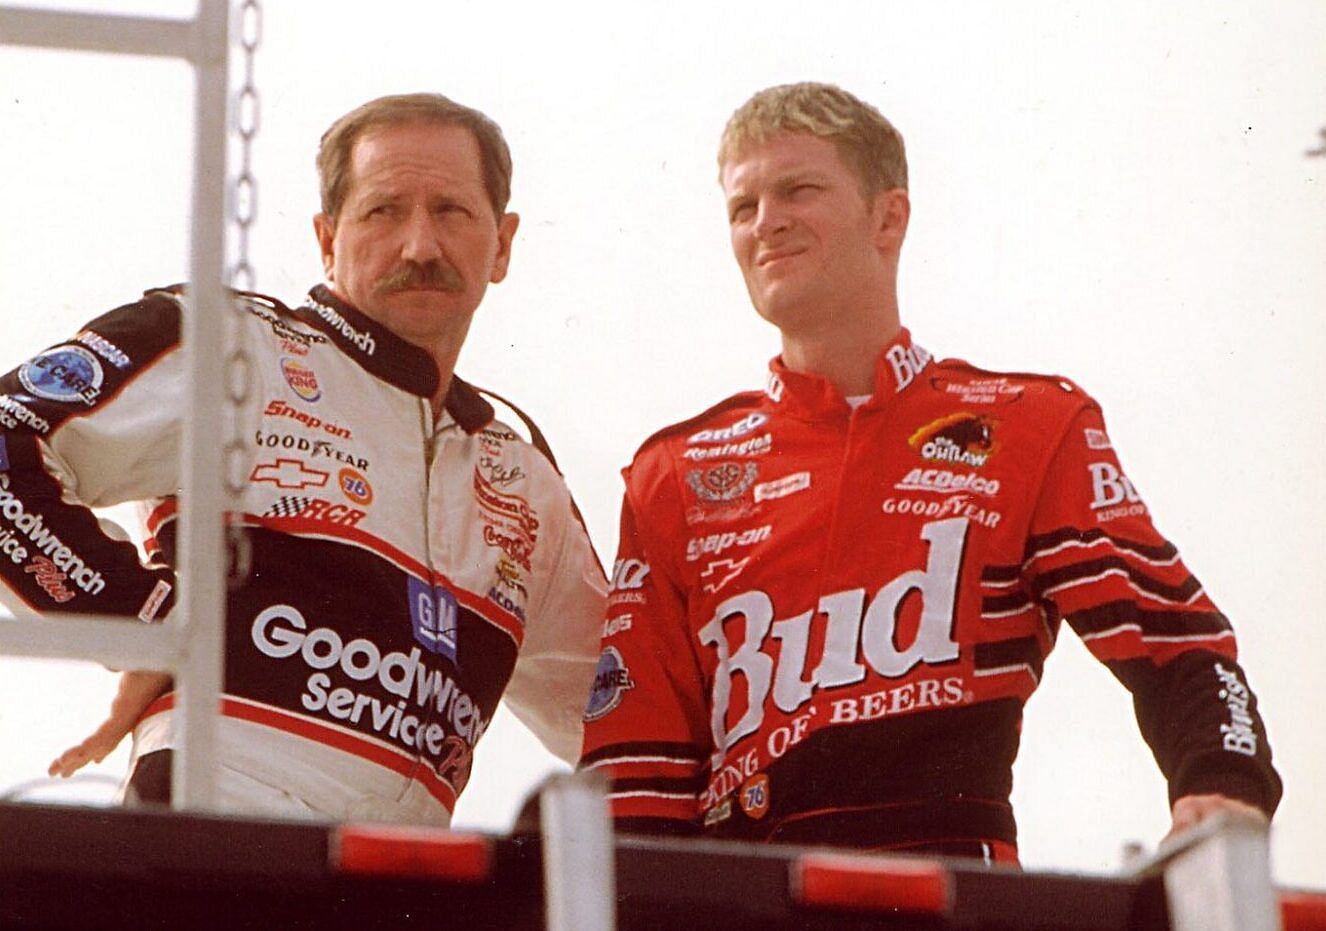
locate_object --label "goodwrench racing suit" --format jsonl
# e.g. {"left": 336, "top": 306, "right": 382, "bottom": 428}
{"left": 0, "top": 284, "right": 604, "bottom": 824}
{"left": 580, "top": 329, "right": 1280, "bottom": 856}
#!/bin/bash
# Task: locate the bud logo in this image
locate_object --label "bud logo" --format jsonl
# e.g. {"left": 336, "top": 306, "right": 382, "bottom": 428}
{"left": 689, "top": 412, "right": 769, "bottom": 445}
{"left": 1088, "top": 461, "right": 1146, "bottom": 523}
{"left": 885, "top": 342, "right": 933, "bottom": 392}
{"left": 19, "top": 345, "right": 104, "bottom": 406}
{"left": 250, "top": 458, "right": 329, "bottom": 490}
{"left": 699, "top": 518, "right": 969, "bottom": 764}
{"left": 754, "top": 471, "right": 811, "bottom": 503}
{"left": 339, "top": 467, "right": 373, "bottom": 506}
{"left": 281, "top": 357, "right": 321, "bottom": 402}
{"left": 686, "top": 524, "right": 771, "bottom": 562}
{"left": 895, "top": 468, "right": 999, "bottom": 497}
{"left": 408, "top": 577, "right": 459, "bottom": 662}
{"left": 609, "top": 558, "right": 650, "bottom": 593}
{"left": 908, "top": 413, "right": 995, "bottom": 468}
{"left": 687, "top": 462, "right": 759, "bottom": 503}
{"left": 584, "top": 646, "right": 634, "bottom": 721}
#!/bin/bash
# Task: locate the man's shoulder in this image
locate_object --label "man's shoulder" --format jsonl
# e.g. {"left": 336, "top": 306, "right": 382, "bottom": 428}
{"left": 630, "top": 389, "right": 770, "bottom": 465}
{"left": 926, "top": 356, "right": 1101, "bottom": 417}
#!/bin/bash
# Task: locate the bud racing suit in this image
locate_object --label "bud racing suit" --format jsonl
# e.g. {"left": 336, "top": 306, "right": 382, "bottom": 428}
{"left": 0, "top": 285, "right": 605, "bottom": 824}
{"left": 580, "top": 329, "right": 1280, "bottom": 857}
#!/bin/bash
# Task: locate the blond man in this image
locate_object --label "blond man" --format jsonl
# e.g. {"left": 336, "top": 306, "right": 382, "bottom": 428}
{"left": 579, "top": 83, "right": 1279, "bottom": 862}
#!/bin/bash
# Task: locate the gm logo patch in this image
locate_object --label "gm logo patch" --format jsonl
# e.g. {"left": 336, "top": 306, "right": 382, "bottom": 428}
{"left": 408, "top": 578, "right": 458, "bottom": 663}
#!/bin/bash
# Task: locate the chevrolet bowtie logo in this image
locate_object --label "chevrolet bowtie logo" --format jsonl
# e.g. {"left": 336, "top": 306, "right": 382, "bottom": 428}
{"left": 700, "top": 557, "right": 750, "bottom": 594}
{"left": 250, "top": 458, "right": 330, "bottom": 490}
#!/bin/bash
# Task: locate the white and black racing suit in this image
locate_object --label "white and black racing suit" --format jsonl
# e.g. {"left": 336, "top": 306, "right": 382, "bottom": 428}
{"left": 0, "top": 284, "right": 605, "bottom": 824}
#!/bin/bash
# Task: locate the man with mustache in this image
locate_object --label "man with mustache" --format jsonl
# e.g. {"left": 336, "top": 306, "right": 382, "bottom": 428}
{"left": 579, "top": 83, "right": 1280, "bottom": 862}
{"left": 3, "top": 93, "right": 604, "bottom": 823}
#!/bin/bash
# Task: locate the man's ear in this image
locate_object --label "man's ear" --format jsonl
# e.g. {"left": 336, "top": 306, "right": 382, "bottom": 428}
{"left": 489, "top": 212, "right": 521, "bottom": 284}
{"left": 313, "top": 213, "right": 336, "bottom": 280}
{"left": 872, "top": 189, "right": 910, "bottom": 255}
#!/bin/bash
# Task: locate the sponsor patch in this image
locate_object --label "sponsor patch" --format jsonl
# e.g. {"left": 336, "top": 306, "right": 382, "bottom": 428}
{"left": 408, "top": 577, "right": 459, "bottom": 661}
{"left": 686, "top": 525, "right": 771, "bottom": 562}
{"left": 1085, "top": 428, "right": 1112, "bottom": 450}
{"left": 882, "top": 494, "right": 1002, "bottom": 529}
{"left": 931, "top": 375, "right": 1024, "bottom": 406}
{"left": 76, "top": 330, "right": 131, "bottom": 369}
{"left": 703, "top": 796, "right": 733, "bottom": 827}
{"left": 19, "top": 345, "right": 104, "bottom": 406}
{"left": 262, "top": 399, "right": 352, "bottom": 439}
{"left": 682, "top": 433, "right": 772, "bottom": 461}
{"left": 250, "top": 458, "right": 329, "bottom": 490}
{"left": 338, "top": 467, "right": 373, "bottom": 506}
{"left": 281, "top": 358, "right": 321, "bottom": 402}
{"left": 475, "top": 470, "right": 539, "bottom": 570}
{"left": 0, "top": 395, "right": 52, "bottom": 434}
{"left": 262, "top": 495, "right": 365, "bottom": 527}
{"left": 908, "top": 412, "right": 996, "bottom": 468}
{"left": 894, "top": 467, "right": 999, "bottom": 497}
{"left": 688, "top": 412, "right": 769, "bottom": 445}
{"left": 139, "top": 579, "right": 173, "bottom": 622}
{"left": 687, "top": 462, "right": 759, "bottom": 503}
{"left": 0, "top": 436, "right": 8, "bottom": 472}
{"left": 700, "top": 557, "right": 750, "bottom": 594}
{"left": 584, "top": 646, "right": 634, "bottom": 721}
{"left": 602, "top": 613, "right": 633, "bottom": 638}
{"left": 740, "top": 774, "right": 771, "bottom": 820}
{"left": 753, "top": 471, "right": 811, "bottom": 503}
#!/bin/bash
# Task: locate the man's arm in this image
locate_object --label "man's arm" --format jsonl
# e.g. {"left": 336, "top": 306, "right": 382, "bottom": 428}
{"left": 578, "top": 486, "right": 710, "bottom": 836}
{"left": 1024, "top": 405, "right": 1282, "bottom": 834}
{"left": 0, "top": 292, "right": 183, "bottom": 621}
{"left": 48, "top": 670, "right": 172, "bottom": 777}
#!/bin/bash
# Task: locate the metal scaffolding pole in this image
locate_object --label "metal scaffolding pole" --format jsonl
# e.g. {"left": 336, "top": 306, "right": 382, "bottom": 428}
{"left": 0, "top": 0, "right": 234, "bottom": 812}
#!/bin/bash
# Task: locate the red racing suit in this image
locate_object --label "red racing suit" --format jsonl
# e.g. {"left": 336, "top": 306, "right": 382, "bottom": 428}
{"left": 580, "top": 329, "right": 1280, "bottom": 854}
{"left": 0, "top": 285, "right": 605, "bottom": 824}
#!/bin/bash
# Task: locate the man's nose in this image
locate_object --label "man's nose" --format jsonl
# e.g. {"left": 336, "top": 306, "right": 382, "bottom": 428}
{"left": 753, "top": 198, "right": 790, "bottom": 239}
{"left": 400, "top": 206, "right": 443, "bottom": 263}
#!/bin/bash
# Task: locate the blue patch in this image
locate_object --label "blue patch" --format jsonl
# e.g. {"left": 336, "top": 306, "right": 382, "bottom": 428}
{"left": 408, "top": 577, "right": 458, "bottom": 663}
{"left": 18, "top": 346, "right": 105, "bottom": 406}
{"left": 0, "top": 436, "right": 8, "bottom": 472}
{"left": 584, "top": 646, "right": 634, "bottom": 722}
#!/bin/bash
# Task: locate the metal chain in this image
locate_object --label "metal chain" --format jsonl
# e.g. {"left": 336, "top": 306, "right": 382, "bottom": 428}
{"left": 224, "top": 0, "right": 261, "bottom": 589}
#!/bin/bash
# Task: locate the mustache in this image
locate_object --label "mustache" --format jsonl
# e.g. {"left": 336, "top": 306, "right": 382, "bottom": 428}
{"left": 372, "top": 261, "right": 464, "bottom": 294}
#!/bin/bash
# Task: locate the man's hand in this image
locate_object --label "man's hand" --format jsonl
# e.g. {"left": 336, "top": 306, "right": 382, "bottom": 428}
{"left": 1166, "top": 793, "right": 1268, "bottom": 843}
{"left": 47, "top": 671, "right": 172, "bottom": 778}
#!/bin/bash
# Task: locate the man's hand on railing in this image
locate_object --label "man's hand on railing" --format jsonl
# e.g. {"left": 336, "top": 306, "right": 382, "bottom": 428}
{"left": 47, "top": 671, "right": 172, "bottom": 778}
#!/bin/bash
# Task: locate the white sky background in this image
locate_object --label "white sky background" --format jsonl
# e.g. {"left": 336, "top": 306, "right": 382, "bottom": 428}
{"left": 1, "top": 0, "right": 1322, "bottom": 888}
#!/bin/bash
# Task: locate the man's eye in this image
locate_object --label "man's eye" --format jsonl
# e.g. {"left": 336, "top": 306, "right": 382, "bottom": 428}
{"left": 730, "top": 204, "right": 754, "bottom": 223}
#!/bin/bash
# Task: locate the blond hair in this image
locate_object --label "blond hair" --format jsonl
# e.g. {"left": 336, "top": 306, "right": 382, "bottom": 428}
{"left": 317, "top": 93, "right": 513, "bottom": 221}
{"left": 718, "top": 82, "right": 907, "bottom": 194}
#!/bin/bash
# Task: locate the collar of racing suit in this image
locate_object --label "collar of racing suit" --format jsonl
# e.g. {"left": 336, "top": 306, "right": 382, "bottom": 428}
{"left": 764, "top": 326, "right": 934, "bottom": 419}
{"left": 293, "top": 284, "right": 494, "bottom": 435}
